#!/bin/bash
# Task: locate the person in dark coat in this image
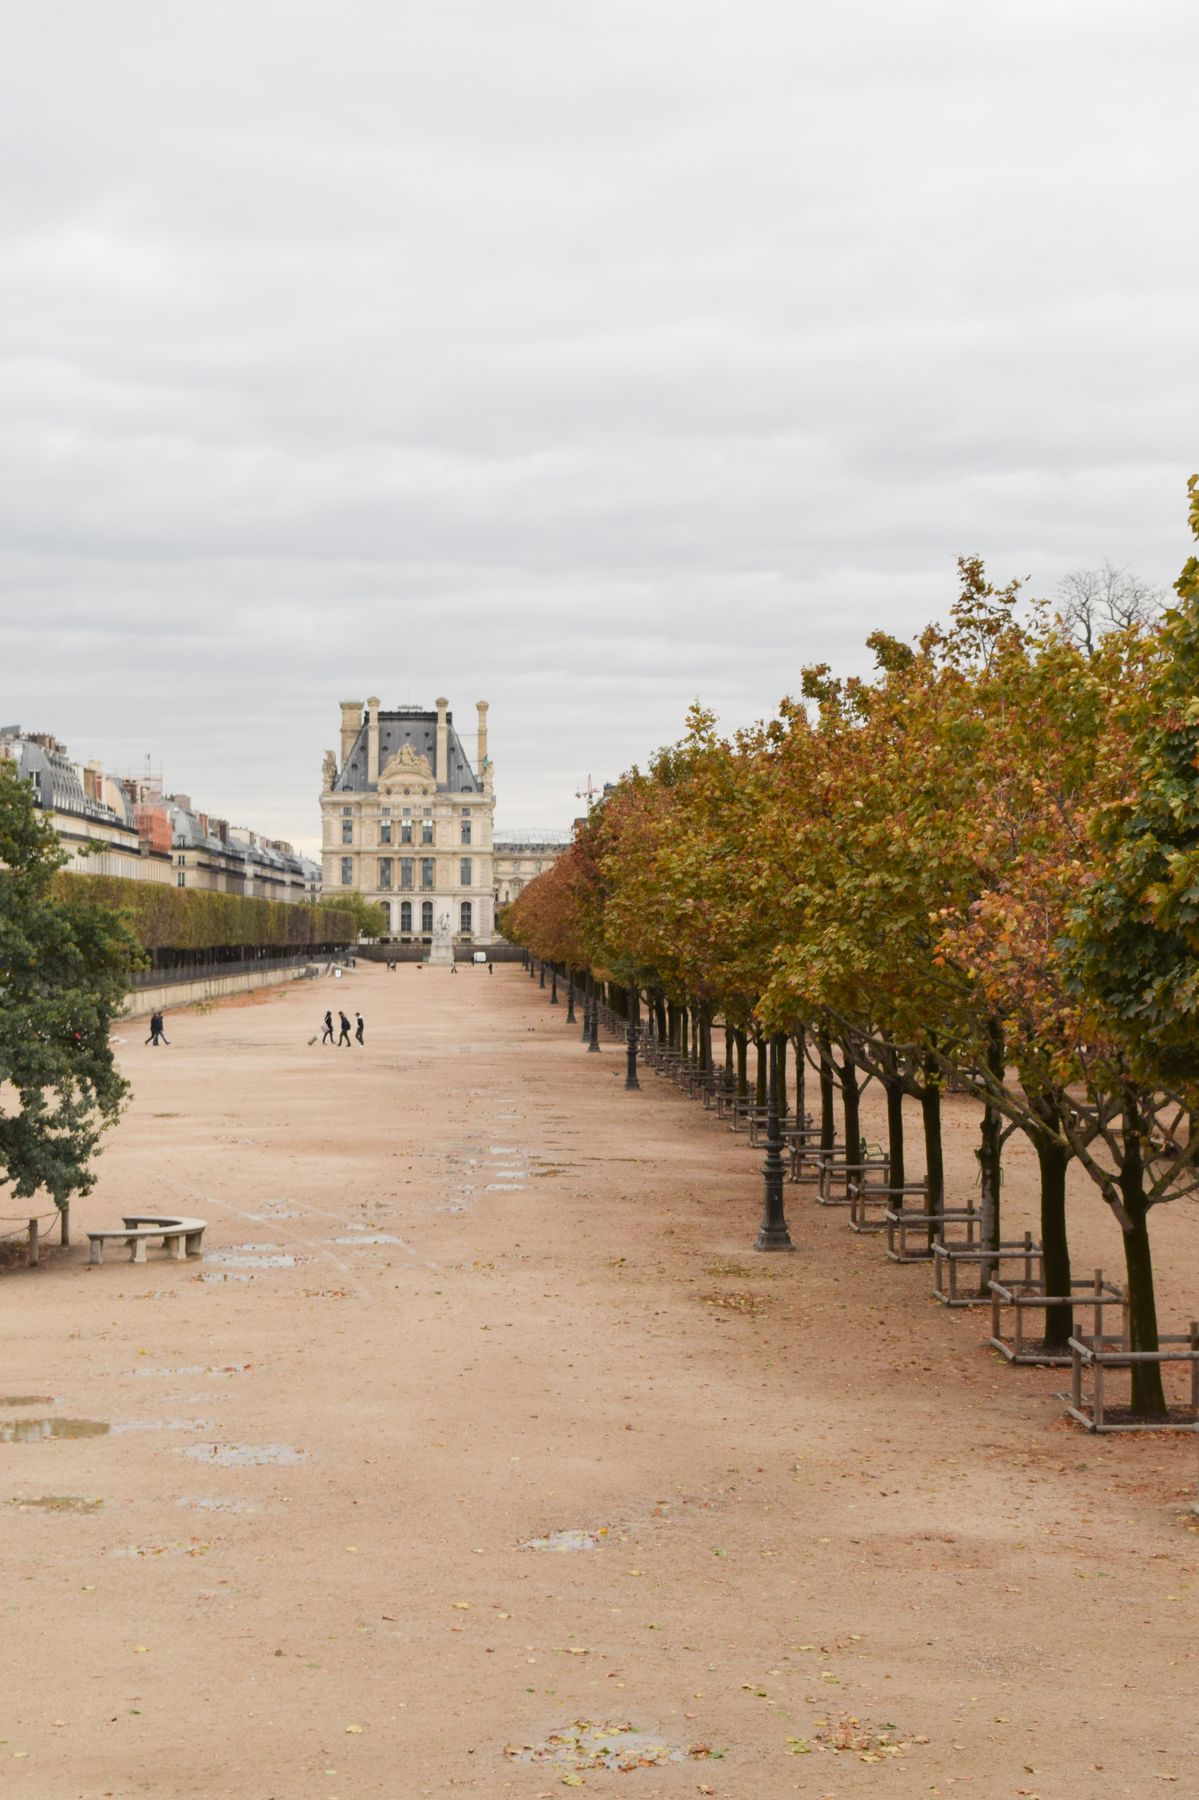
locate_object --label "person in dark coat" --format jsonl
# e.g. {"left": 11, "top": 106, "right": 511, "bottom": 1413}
{"left": 337, "top": 1010, "right": 352, "bottom": 1046}
{"left": 145, "top": 1010, "right": 170, "bottom": 1046}
{"left": 354, "top": 1012, "right": 365, "bottom": 1045}
{"left": 321, "top": 1010, "right": 334, "bottom": 1044}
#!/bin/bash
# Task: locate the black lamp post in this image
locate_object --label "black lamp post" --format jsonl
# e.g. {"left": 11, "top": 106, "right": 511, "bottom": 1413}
{"left": 588, "top": 972, "right": 601, "bottom": 1053}
{"left": 580, "top": 971, "right": 591, "bottom": 1042}
{"left": 528, "top": 954, "right": 536, "bottom": 980}
{"left": 755, "top": 1035, "right": 794, "bottom": 1251}
{"left": 624, "top": 984, "right": 640, "bottom": 1090}
{"left": 565, "top": 968, "right": 576, "bottom": 1024}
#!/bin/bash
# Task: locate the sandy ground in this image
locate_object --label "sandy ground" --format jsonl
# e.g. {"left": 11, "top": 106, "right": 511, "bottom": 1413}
{"left": 1, "top": 962, "right": 1197, "bottom": 1800}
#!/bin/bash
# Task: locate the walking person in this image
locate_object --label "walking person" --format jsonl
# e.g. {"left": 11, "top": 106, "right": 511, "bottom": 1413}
{"left": 145, "top": 1010, "right": 170, "bottom": 1047}
{"left": 354, "top": 1011, "right": 365, "bottom": 1046}
{"left": 337, "top": 1010, "right": 352, "bottom": 1047}
{"left": 321, "top": 1010, "right": 334, "bottom": 1044}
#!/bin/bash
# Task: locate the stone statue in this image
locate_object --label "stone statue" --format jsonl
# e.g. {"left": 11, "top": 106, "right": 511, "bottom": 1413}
{"left": 322, "top": 749, "right": 337, "bottom": 790}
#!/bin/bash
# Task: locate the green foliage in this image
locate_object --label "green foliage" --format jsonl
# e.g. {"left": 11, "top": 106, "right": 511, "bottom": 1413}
{"left": 55, "top": 873, "right": 357, "bottom": 952}
{"left": 0, "top": 761, "right": 142, "bottom": 1206}
{"left": 1071, "top": 473, "right": 1199, "bottom": 1097}
{"left": 317, "top": 890, "right": 387, "bottom": 940}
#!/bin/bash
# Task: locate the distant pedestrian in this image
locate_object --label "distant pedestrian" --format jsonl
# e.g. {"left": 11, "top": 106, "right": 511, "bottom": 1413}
{"left": 450, "top": 960, "right": 457, "bottom": 975}
{"left": 355, "top": 1012, "right": 365, "bottom": 1045}
{"left": 145, "top": 1010, "right": 169, "bottom": 1047}
{"left": 321, "top": 1010, "right": 334, "bottom": 1044}
{"left": 487, "top": 961, "right": 493, "bottom": 976}
{"left": 337, "top": 1010, "right": 352, "bottom": 1046}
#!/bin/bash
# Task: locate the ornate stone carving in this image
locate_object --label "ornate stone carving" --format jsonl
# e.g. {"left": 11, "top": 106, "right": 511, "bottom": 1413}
{"left": 378, "top": 743, "right": 435, "bottom": 793}
{"left": 322, "top": 749, "right": 338, "bottom": 791}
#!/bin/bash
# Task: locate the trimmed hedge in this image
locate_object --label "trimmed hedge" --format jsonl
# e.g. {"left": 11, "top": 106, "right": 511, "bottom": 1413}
{"left": 55, "top": 873, "right": 356, "bottom": 952}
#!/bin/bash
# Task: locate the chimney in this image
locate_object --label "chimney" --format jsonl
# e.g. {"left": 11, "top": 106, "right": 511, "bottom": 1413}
{"left": 435, "top": 696, "right": 449, "bottom": 787}
{"left": 340, "top": 699, "right": 364, "bottom": 767}
{"left": 367, "top": 696, "right": 381, "bottom": 784}
{"left": 475, "top": 700, "right": 489, "bottom": 782}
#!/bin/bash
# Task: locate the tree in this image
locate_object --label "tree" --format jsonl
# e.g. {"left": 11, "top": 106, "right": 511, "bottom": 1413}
{"left": 0, "top": 759, "right": 141, "bottom": 1209}
{"left": 318, "top": 891, "right": 387, "bottom": 940}
{"left": 1058, "top": 559, "right": 1163, "bottom": 659}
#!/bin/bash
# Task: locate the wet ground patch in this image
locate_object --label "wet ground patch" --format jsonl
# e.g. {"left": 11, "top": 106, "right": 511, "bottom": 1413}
{"left": 504, "top": 1720, "right": 706, "bottom": 1772}
{"left": 9, "top": 1494, "right": 104, "bottom": 1512}
{"left": 182, "top": 1442, "right": 307, "bottom": 1468}
{"left": 0, "top": 1417, "right": 110, "bottom": 1443}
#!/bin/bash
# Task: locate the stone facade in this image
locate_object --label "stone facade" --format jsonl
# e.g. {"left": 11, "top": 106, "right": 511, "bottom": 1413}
{"left": 493, "top": 838, "right": 568, "bottom": 905}
{"left": 321, "top": 697, "right": 495, "bottom": 945}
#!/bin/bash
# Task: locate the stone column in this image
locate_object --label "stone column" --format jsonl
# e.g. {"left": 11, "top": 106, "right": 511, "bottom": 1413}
{"left": 367, "top": 696, "right": 380, "bottom": 784}
{"left": 435, "top": 697, "right": 449, "bottom": 787}
{"left": 476, "top": 699, "right": 489, "bottom": 780}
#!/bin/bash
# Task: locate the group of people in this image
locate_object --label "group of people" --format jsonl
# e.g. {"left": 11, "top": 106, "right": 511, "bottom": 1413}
{"left": 144, "top": 1010, "right": 170, "bottom": 1046}
{"left": 321, "top": 1009, "right": 364, "bottom": 1046}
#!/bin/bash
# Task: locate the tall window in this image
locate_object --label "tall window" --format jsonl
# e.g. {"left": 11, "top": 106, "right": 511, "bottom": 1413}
{"left": 460, "top": 857, "right": 472, "bottom": 887}
{"left": 399, "top": 857, "right": 414, "bottom": 889}
{"left": 459, "top": 900, "right": 472, "bottom": 935}
{"left": 378, "top": 900, "right": 391, "bottom": 930}
{"left": 341, "top": 857, "right": 353, "bottom": 885}
{"left": 420, "top": 858, "right": 434, "bottom": 890}
{"left": 400, "top": 900, "right": 412, "bottom": 933}
{"left": 421, "top": 900, "right": 433, "bottom": 933}
{"left": 400, "top": 818, "right": 413, "bottom": 844}
{"left": 341, "top": 819, "right": 353, "bottom": 845}
{"left": 460, "top": 809, "right": 471, "bottom": 845}
{"left": 378, "top": 857, "right": 393, "bottom": 889}
{"left": 380, "top": 821, "right": 392, "bottom": 844}
{"left": 422, "top": 814, "right": 434, "bottom": 845}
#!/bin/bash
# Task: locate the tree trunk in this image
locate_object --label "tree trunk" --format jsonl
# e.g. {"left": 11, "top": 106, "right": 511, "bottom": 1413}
{"left": 818, "top": 1032, "right": 836, "bottom": 1153}
{"left": 776, "top": 1033, "right": 788, "bottom": 1117}
{"left": 724, "top": 1026, "right": 734, "bottom": 1090}
{"left": 1034, "top": 1133, "right": 1073, "bottom": 1350}
{"left": 755, "top": 1037, "right": 767, "bottom": 1108}
{"left": 655, "top": 992, "right": 667, "bottom": 1043}
{"left": 975, "top": 1020, "right": 1006, "bottom": 1294}
{"left": 736, "top": 1031, "right": 748, "bottom": 1100}
{"left": 884, "top": 1076, "right": 905, "bottom": 1192}
{"left": 667, "top": 1002, "right": 678, "bottom": 1053}
{"left": 793, "top": 1027, "right": 806, "bottom": 1125}
{"left": 838, "top": 1040, "right": 861, "bottom": 1163}
{"left": 1119, "top": 1087, "right": 1167, "bottom": 1418}
{"left": 920, "top": 1060, "right": 944, "bottom": 1250}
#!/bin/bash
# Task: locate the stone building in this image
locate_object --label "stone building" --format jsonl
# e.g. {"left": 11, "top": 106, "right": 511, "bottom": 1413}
{"left": 0, "top": 726, "right": 319, "bottom": 901}
{"left": 493, "top": 831, "right": 570, "bottom": 905}
{"left": 321, "top": 697, "right": 494, "bottom": 944}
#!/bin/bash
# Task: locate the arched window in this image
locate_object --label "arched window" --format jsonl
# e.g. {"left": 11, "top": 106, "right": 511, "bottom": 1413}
{"left": 378, "top": 899, "right": 391, "bottom": 930}
{"left": 421, "top": 900, "right": 433, "bottom": 934}
{"left": 400, "top": 900, "right": 412, "bottom": 934}
{"left": 459, "top": 901, "right": 472, "bottom": 935}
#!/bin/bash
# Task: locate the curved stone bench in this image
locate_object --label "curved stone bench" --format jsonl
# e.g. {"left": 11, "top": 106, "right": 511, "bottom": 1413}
{"left": 88, "top": 1216, "right": 207, "bottom": 1265}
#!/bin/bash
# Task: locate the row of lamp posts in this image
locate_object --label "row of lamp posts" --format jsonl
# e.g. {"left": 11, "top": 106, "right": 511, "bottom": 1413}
{"left": 520, "top": 951, "right": 791, "bottom": 1253}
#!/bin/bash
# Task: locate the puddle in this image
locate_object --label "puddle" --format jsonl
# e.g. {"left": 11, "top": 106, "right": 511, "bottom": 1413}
{"left": 111, "top": 1418, "right": 211, "bottom": 1435}
{"left": 0, "top": 1396, "right": 55, "bottom": 1406}
{"left": 486, "top": 1183, "right": 527, "bottom": 1193}
{"left": 205, "top": 1253, "right": 298, "bottom": 1269}
{"left": 10, "top": 1494, "right": 104, "bottom": 1512}
{"left": 0, "top": 1418, "right": 109, "bottom": 1443}
{"left": 245, "top": 1210, "right": 297, "bottom": 1221}
{"left": 505, "top": 1721, "right": 688, "bottom": 1771}
{"left": 201, "top": 1271, "right": 254, "bottom": 1283}
{"left": 489, "top": 1146, "right": 521, "bottom": 1155}
{"left": 177, "top": 1495, "right": 261, "bottom": 1514}
{"left": 182, "top": 1442, "right": 307, "bottom": 1468}
{"left": 330, "top": 1234, "right": 403, "bottom": 1246}
{"left": 521, "top": 1528, "right": 602, "bottom": 1552}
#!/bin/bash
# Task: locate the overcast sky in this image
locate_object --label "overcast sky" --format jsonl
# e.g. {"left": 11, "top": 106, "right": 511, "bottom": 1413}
{"left": 2, "top": 1, "right": 1196, "bottom": 853}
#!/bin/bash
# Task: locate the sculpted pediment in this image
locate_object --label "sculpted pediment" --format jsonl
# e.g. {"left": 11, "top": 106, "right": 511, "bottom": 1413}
{"left": 378, "top": 743, "right": 436, "bottom": 793}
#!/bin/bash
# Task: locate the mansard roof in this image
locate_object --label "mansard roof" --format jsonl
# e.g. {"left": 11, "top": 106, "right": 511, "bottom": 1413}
{"left": 334, "top": 708, "right": 482, "bottom": 795}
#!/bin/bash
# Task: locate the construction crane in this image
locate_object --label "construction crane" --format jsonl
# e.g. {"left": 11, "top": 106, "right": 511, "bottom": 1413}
{"left": 575, "top": 773, "right": 601, "bottom": 805}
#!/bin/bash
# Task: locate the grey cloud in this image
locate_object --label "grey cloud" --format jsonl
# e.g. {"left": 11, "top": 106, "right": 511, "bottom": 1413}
{"left": 2, "top": 0, "right": 1196, "bottom": 850}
